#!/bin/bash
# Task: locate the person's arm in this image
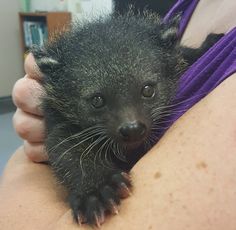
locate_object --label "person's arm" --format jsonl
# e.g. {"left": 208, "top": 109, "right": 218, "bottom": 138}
{"left": 1, "top": 73, "right": 236, "bottom": 230}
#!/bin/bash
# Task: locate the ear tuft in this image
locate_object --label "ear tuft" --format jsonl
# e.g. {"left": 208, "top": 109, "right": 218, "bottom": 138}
{"left": 31, "top": 46, "right": 60, "bottom": 74}
{"left": 160, "top": 27, "right": 178, "bottom": 40}
{"left": 159, "top": 14, "right": 181, "bottom": 47}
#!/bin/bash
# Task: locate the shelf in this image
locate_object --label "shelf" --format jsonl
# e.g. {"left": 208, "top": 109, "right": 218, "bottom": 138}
{"left": 19, "top": 11, "right": 71, "bottom": 60}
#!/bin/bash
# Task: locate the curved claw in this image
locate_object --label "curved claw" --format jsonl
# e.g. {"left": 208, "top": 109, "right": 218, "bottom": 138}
{"left": 77, "top": 215, "right": 82, "bottom": 226}
{"left": 119, "top": 182, "right": 132, "bottom": 198}
{"left": 93, "top": 209, "right": 105, "bottom": 228}
{"left": 74, "top": 211, "right": 86, "bottom": 226}
{"left": 108, "top": 199, "right": 119, "bottom": 215}
{"left": 94, "top": 212, "right": 105, "bottom": 228}
{"left": 99, "top": 210, "right": 105, "bottom": 224}
{"left": 121, "top": 172, "right": 131, "bottom": 182}
{"left": 94, "top": 213, "right": 101, "bottom": 228}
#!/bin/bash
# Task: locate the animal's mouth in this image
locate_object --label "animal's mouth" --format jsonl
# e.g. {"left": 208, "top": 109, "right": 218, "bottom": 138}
{"left": 124, "top": 141, "right": 142, "bottom": 149}
{"left": 120, "top": 134, "right": 149, "bottom": 151}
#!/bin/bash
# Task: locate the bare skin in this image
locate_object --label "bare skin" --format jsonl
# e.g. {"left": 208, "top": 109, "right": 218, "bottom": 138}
{"left": 3, "top": 0, "right": 236, "bottom": 229}
{"left": 181, "top": 0, "right": 236, "bottom": 47}
{"left": 12, "top": 53, "right": 46, "bottom": 162}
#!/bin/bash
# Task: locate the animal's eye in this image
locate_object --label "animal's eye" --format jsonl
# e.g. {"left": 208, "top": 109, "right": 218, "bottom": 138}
{"left": 141, "top": 85, "right": 155, "bottom": 98}
{"left": 91, "top": 95, "right": 105, "bottom": 108}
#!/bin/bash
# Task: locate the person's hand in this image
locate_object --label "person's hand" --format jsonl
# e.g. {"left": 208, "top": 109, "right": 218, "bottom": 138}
{"left": 12, "top": 53, "right": 48, "bottom": 162}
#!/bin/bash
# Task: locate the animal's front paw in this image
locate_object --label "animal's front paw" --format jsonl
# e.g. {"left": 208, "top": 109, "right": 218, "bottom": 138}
{"left": 68, "top": 172, "right": 132, "bottom": 227}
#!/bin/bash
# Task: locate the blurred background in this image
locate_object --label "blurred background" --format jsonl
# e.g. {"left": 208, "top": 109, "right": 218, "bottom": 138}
{"left": 0, "top": 0, "right": 175, "bottom": 174}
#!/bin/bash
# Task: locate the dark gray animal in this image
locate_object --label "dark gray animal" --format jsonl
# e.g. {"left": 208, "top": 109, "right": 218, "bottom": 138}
{"left": 32, "top": 12, "right": 222, "bottom": 227}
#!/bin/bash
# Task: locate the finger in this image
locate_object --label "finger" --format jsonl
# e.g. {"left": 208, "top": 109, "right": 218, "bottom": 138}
{"left": 12, "top": 77, "right": 44, "bottom": 116}
{"left": 13, "top": 109, "right": 45, "bottom": 142}
{"left": 24, "top": 141, "right": 48, "bottom": 162}
{"left": 24, "top": 53, "right": 42, "bottom": 80}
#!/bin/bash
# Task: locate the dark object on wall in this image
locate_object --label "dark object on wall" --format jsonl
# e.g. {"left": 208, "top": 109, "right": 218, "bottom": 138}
{"left": 113, "top": 0, "right": 176, "bottom": 17}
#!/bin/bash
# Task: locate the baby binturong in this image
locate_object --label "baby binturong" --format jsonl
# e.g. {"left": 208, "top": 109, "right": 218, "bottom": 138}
{"left": 32, "top": 11, "right": 223, "bottom": 227}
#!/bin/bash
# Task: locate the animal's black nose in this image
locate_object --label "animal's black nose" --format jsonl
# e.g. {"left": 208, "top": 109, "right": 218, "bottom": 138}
{"left": 119, "top": 121, "right": 147, "bottom": 142}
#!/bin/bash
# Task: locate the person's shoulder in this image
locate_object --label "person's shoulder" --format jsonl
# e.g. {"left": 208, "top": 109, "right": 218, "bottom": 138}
{"left": 215, "top": 73, "right": 236, "bottom": 95}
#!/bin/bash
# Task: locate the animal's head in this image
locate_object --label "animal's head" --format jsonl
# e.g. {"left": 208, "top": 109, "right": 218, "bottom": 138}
{"left": 33, "top": 12, "right": 186, "bottom": 153}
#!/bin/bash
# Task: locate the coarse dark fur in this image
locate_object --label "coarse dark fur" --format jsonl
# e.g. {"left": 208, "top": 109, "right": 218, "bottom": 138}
{"left": 113, "top": 0, "right": 176, "bottom": 16}
{"left": 32, "top": 11, "right": 223, "bottom": 227}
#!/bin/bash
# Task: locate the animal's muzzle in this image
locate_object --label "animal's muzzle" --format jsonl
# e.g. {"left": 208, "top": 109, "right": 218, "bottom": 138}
{"left": 118, "top": 120, "right": 147, "bottom": 143}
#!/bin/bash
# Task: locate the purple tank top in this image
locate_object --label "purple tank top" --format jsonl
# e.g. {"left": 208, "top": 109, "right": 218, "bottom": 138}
{"left": 156, "top": 0, "right": 236, "bottom": 139}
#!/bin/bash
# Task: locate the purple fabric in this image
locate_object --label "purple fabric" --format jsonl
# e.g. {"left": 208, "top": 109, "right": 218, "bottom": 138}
{"left": 156, "top": 0, "right": 236, "bottom": 139}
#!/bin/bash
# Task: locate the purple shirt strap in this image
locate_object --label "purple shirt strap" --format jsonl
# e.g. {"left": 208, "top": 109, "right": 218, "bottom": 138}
{"left": 174, "top": 27, "right": 236, "bottom": 117}
{"left": 155, "top": 0, "right": 236, "bottom": 140}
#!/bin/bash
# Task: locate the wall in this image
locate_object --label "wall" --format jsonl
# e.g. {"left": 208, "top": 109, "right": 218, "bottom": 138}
{"left": 0, "top": 0, "right": 113, "bottom": 97}
{"left": 70, "top": 0, "right": 113, "bottom": 21}
{"left": 30, "top": 0, "right": 113, "bottom": 21}
{"left": 0, "top": 0, "right": 23, "bottom": 97}
{"left": 30, "top": 0, "right": 67, "bottom": 12}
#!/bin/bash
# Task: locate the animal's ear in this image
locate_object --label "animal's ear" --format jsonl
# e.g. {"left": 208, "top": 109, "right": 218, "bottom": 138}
{"left": 31, "top": 46, "right": 60, "bottom": 75}
{"left": 158, "top": 14, "right": 181, "bottom": 48}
